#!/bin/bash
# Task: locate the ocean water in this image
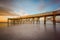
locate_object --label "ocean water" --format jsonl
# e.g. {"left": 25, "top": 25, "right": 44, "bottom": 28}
{"left": 0, "top": 23, "right": 8, "bottom": 28}
{"left": 0, "top": 21, "right": 60, "bottom": 40}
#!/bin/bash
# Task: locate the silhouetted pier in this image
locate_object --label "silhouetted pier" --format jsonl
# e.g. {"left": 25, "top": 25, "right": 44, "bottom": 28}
{"left": 8, "top": 10, "right": 60, "bottom": 25}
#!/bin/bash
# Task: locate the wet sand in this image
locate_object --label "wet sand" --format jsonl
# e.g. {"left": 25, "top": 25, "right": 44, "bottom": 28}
{"left": 0, "top": 21, "right": 60, "bottom": 40}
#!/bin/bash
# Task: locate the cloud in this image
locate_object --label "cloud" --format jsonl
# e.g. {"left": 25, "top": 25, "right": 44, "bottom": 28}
{"left": 0, "top": 0, "right": 13, "bottom": 5}
{"left": 55, "top": 7, "right": 60, "bottom": 10}
{"left": 37, "top": 0, "right": 60, "bottom": 11}
{"left": 0, "top": 0, "right": 15, "bottom": 10}
{"left": 51, "top": 0, "right": 60, "bottom": 4}
{"left": 37, "top": 0, "right": 47, "bottom": 11}
{"left": 14, "top": 8, "right": 29, "bottom": 16}
{"left": 0, "top": 0, "right": 26, "bottom": 13}
{"left": 17, "top": 12, "right": 29, "bottom": 16}
{"left": 0, "top": 0, "right": 29, "bottom": 16}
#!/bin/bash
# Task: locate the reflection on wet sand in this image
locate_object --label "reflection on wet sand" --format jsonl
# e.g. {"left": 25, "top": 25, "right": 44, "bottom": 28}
{"left": 0, "top": 22, "right": 60, "bottom": 40}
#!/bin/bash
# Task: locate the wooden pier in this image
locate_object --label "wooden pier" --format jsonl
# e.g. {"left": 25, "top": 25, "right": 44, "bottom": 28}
{"left": 8, "top": 10, "right": 60, "bottom": 25}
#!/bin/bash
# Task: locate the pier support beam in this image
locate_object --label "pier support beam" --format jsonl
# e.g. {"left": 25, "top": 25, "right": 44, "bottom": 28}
{"left": 18, "top": 19, "right": 20, "bottom": 24}
{"left": 36, "top": 17, "right": 40, "bottom": 24}
{"left": 27, "top": 18, "right": 30, "bottom": 23}
{"left": 11, "top": 20, "right": 13, "bottom": 24}
{"left": 21, "top": 19, "right": 23, "bottom": 24}
{"left": 23, "top": 19, "right": 25, "bottom": 24}
{"left": 44, "top": 16, "right": 46, "bottom": 24}
{"left": 23, "top": 19, "right": 26, "bottom": 24}
{"left": 8, "top": 19, "right": 9, "bottom": 24}
{"left": 8, "top": 19, "right": 10, "bottom": 26}
{"left": 13, "top": 20, "right": 15, "bottom": 24}
{"left": 17, "top": 19, "right": 19, "bottom": 24}
{"left": 20, "top": 19, "right": 22, "bottom": 24}
{"left": 32, "top": 18, "right": 35, "bottom": 24}
{"left": 25, "top": 18, "right": 27, "bottom": 24}
{"left": 53, "top": 15, "right": 56, "bottom": 25}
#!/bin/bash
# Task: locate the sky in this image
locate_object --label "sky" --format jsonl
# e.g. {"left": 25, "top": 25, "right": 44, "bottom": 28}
{"left": 0, "top": 0, "right": 60, "bottom": 15}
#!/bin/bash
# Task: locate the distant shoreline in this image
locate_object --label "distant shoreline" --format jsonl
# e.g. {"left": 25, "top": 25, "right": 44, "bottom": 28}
{"left": 0, "top": 22, "right": 8, "bottom": 23}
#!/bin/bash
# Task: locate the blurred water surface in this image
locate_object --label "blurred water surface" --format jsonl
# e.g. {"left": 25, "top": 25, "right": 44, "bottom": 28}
{"left": 0, "top": 21, "right": 60, "bottom": 40}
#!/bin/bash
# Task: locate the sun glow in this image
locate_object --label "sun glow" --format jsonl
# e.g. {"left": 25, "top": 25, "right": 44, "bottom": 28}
{"left": 0, "top": 16, "right": 18, "bottom": 22}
